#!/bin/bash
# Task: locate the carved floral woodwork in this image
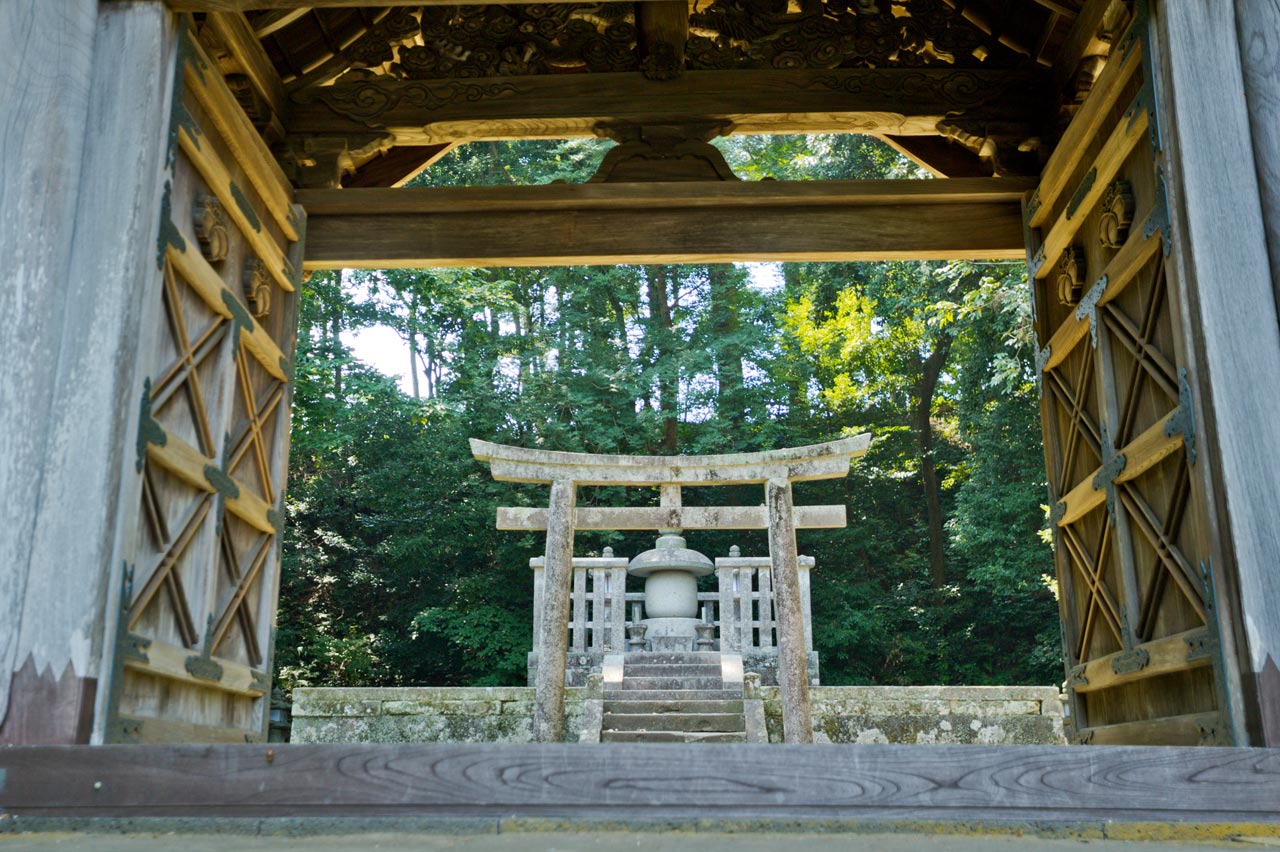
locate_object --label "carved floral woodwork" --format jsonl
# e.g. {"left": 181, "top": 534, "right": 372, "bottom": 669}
{"left": 1056, "top": 244, "right": 1087, "bottom": 305}
{"left": 385, "top": 5, "right": 639, "bottom": 80}
{"left": 590, "top": 122, "right": 740, "bottom": 182}
{"left": 242, "top": 258, "right": 272, "bottom": 319}
{"left": 688, "top": 0, "right": 1009, "bottom": 71}
{"left": 297, "top": 0, "right": 1024, "bottom": 91}
{"left": 1098, "top": 179, "right": 1135, "bottom": 250}
{"left": 193, "top": 194, "right": 229, "bottom": 263}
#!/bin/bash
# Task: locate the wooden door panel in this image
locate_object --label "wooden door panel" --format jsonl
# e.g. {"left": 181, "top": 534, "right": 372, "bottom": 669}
{"left": 106, "top": 19, "right": 302, "bottom": 744}
{"left": 1026, "top": 2, "right": 1231, "bottom": 745}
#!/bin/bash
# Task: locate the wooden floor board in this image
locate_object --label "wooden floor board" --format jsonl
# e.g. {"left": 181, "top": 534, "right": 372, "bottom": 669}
{"left": 2, "top": 744, "right": 1279, "bottom": 822}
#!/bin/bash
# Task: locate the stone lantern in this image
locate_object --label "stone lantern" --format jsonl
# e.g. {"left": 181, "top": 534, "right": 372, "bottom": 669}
{"left": 628, "top": 534, "right": 714, "bottom": 652}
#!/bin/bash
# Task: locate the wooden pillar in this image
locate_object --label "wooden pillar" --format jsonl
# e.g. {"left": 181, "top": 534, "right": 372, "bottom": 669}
{"left": 1234, "top": 0, "right": 1280, "bottom": 314}
{"left": 765, "top": 477, "right": 813, "bottom": 743}
{"left": 0, "top": 0, "right": 175, "bottom": 745}
{"left": 1157, "top": 0, "right": 1280, "bottom": 745}
{"left": 534, "top": 479, "right": 576, "bottom": 742}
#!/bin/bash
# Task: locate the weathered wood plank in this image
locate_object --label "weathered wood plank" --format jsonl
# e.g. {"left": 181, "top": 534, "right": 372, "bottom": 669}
{"left": 0, "top": 0, "right": 171, "bottom": 745}
{"left": 3, "top": 743, "right": 1280, "bottom": 820}
{"left": 305, "top": 200, "right": 1026, "bottom": 269}
{"left": 1079, "top": 713, "right": 1223, "bottom": 747}
{"left": 123, "top": 638, "right": 266, "bottom": 698}
{"left": 1161, "top": 0, "right": 1280, "bottom": 745}
{"left": 497, "top": 505, "right": 846, "bottom": 531}
{"left": 1235, "top": 0, "right": 1280, "bottom": 311}
{"left": 123, "top": 718, "right": 258, "bottom": 745}
{"left": 299, "top": 178, "right": 1035, "bottom": 215}
{"left": 288, "top": 68, "right": 1047, "bottom": 144}
{"left": 1071, "top": 629, "right": 1211, "bottom": 695}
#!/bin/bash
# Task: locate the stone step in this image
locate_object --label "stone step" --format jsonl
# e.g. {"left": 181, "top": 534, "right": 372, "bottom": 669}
{"left": 604, "top": 699, "right": 745, "bottom": 715}
{"left": 605, "top": 688, "right": 741, "bottom": 702}
{"left": 599, "top": 730, "right": 747, "bottom": 743}
{"left": 620, "top": 676, "right": 722, "bottom": 691}
{"left": 622, "top": 663, "right": 722, "bottom": 678}
{"left": 602, "top": 712, "right": 746, "bottom": 733}
{"left": 623, "top": 652, "right": 721, "bottom": 665}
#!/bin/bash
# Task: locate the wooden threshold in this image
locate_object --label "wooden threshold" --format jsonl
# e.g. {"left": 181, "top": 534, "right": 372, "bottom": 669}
{"left": 300, "top": 178, "right": 1032, "bottom": 269}
{"left": 2, "top": 744, "right": 1280, "bottom": 821}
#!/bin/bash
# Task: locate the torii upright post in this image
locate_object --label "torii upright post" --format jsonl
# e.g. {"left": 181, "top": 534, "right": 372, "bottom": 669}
{"left": 766, "top": 476, "right": 812, "bottom": 743}
{"left": 535, "top": 479, "right": 576, "bottom": 742}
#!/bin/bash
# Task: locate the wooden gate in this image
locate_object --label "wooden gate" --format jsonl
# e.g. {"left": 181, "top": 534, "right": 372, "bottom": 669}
{"left": 1024, "top": 2, "right": 1237, "bottom": 746}
{"left": 104, "top": 19, "right": 304, "bottom": 744}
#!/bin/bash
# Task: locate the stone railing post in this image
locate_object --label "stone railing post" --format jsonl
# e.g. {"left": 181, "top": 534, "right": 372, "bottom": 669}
{"left": 799, "top": 561, "right": 814, "bottom": 653}
{"left": 534, "top": 479, "right": 576, "bottom": 742}
{"left": 609, "top": 565, "right": 627, "bottom": 651}
{"left": 716, "top": 566, "right": 738, "bottom": 651}
{"left": 765, "top": 476, "right": 813, "bottom": 743}
{"left": 529, "top": 558, "right": 545, "bottom": 656}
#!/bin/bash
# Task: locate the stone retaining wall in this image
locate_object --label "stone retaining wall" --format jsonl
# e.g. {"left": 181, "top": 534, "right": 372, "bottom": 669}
{"left": 291, "top": 687, "right": 591, "bottom": 744}
{"left": 292, "top": 684, "right": 1065, "bottom": 745}
{"left": 761, "top": 685, "right": 1065, "bottom": 745}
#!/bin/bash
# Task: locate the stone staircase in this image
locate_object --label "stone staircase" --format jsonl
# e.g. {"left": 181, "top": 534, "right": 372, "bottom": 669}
{"left": 599, "top": 652, "right": 750, "bottom": 743}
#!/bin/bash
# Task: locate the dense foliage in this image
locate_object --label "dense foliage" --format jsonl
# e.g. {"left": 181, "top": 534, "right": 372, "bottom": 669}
{"left": 275, "top": 135, "right": 1060, "bottom": 693}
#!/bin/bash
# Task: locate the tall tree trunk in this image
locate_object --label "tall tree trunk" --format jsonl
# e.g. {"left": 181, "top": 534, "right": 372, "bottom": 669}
{"left": 408, "top": 292, "right": 420, "bottom": 399}
{"left": 913, "top": 335, "right": 952, "bottom": 588}
{"left": 648, "top": 266, "right": 678, "bottom": 452}
{"left": 425, "top": 335, "right": 438, "bottom": 398}
{"left": 330, "top": 312, "right": 343, "bottom": 399}
{"left": 709, "top": 265, "right": 745, "bottom": 423}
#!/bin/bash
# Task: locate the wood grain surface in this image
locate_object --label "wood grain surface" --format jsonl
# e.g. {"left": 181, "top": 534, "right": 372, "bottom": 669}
{"left": 2, "top": 744, "right": 1279, "bottom": 821}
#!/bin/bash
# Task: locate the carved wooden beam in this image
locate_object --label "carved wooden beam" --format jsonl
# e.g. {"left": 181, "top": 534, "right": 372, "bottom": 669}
{"left": 1053, "top": 0, "right": 1123, "bottom": 96}
{"left": 164, "top": 0, "right": 645, "bottom": 8}
{"left": 636, "top": 1, "right": 688, "bottom": 81}
{"left": 200, "top": 12, "right": 286, "bottom": 133}
{"left": 287, "top": 68, "right": 1050, "bottom": 146}
{"left": 299, "top": 178, "right": 1033, "bottom": 269}
{"left": 340, "top": 143, "right": 455, "bottom": 188}
{"left": 880, "top": 135, "right": 993, "bottom": 178}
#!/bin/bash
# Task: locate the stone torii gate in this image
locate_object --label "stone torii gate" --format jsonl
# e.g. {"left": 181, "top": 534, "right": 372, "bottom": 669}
{"left": 471, "top": 435, "right": 870, "bottom": 743}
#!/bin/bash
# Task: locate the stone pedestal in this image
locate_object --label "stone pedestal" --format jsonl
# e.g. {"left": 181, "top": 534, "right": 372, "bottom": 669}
{"left": 642, "top": 617, "right": 699, "bottom": 653}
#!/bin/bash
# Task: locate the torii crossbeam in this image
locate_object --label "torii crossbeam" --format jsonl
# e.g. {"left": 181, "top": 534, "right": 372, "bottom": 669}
{"left": 471, "top": 435, "right": 871, "bottom": 743}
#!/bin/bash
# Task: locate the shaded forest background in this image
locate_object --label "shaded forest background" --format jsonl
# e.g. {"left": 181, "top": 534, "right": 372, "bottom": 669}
{"left": 275, "top": 134, "right": 1062, "bottom": 693}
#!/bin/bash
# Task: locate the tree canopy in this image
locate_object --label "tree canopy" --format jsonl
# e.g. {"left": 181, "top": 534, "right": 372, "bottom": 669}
{"left": 275, "top": 134, "right": 1060, "bottom": 694}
